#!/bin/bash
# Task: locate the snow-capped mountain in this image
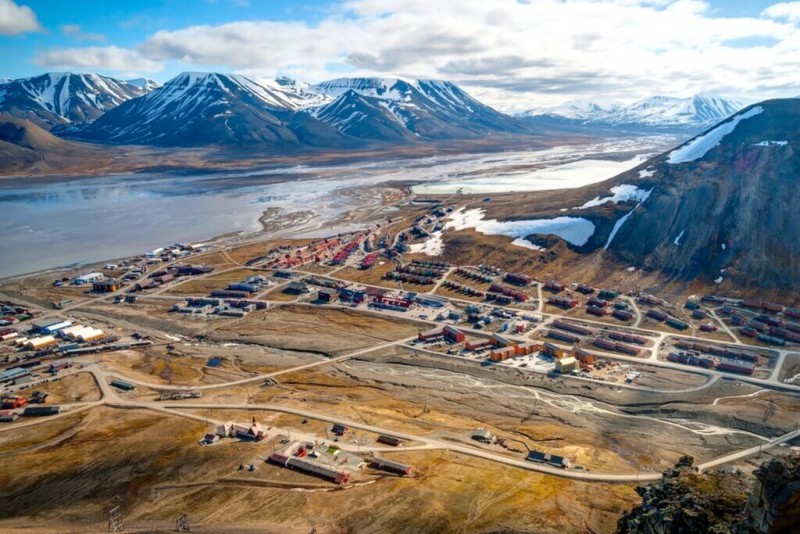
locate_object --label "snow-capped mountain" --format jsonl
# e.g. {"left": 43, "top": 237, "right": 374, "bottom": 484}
{"left": 310, "top": 77, "right": 526, "bottom": 139}
{"left": 0, "top": 73, "right": 153, "bottom": 128}
{"left": 67, "top": 73, "right": 530, "bottom": 146}
{"left": 518, "top": 94, "right": 746, "bottom": 132}
{"left": 126, "top": 78, "right": 160, "bottom": 92}
{"left": 70, "top": 72, "right": 349, "bottom": 147}
{"left": 517, "top": 100, "right": 621, "bottom": 121}
{"left": 604, "top": 95, "right": 746, "bottom": 128}
{"left": 560, "top": 98, "right": 800, "bottom": 287}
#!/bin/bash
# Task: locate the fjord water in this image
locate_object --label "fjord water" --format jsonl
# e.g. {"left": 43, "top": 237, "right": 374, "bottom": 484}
{"left": 0, "top": 137, "right": 674, "bottom": 277}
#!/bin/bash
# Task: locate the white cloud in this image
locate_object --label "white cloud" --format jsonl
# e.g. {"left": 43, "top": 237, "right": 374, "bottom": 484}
{"left": 34, "top": 46, "right": 163, "bottom": 73}
{"left": 29, "top": 0, "right": 800, "bottom": 110}
{"left": 0, "top": 0, "right": 41, "bottom": 35}
{"left": 762, "top": 2, "right": 800, "bottom": 22}
{"left": 61, "top": 24, "right": 106, "bottom": 43}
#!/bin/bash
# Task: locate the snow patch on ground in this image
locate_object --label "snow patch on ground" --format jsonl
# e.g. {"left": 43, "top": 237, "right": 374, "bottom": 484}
{"left": 408, "top": 231, "right": 444, "bottom": 256}
{"left": 673, "top": 229, "right": 685, "bottom": 246}
{"left": 627, "top": 266, "right": 636, "bottom": 272}
{"left": 576, "top": 184, "right": 652, "bottom": 209}
{"left": 714, "top": 276, "right": 723, "bottom": 284}
{"left": 511, "top": 238, "right": 544, "bottom": 250}
{"left": 754, "top": 140, "right": 788, "bottom": 147}
{"left": 667, "top": 106, "right": 764, "bottom": 164}
{"left": 446, "top": 208, "right": 596, "bottom": 247}
{"left": 638, "top": 167, "right": 656, "bottom": 178}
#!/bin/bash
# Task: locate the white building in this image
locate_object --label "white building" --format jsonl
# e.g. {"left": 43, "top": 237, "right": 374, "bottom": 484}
{"left": 73, "top": 272, "right": 104, "bottom": 285}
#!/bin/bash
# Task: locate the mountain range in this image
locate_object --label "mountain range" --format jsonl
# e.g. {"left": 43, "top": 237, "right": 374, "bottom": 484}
{"left": 517, "top": 95, "right": 747, "bottom": 132}
{"left": 0, "top": 71, "right": 748, "bottom": 148}
{"left": 68, "top": 74, "right": 528, "bottom": 147}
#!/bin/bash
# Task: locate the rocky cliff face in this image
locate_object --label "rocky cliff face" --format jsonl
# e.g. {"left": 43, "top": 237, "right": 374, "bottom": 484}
{"left": 616, "top": 456, "right": 750, "bottom": 534}
{"left": 617, "top": 453, "right": 800, "bottom": 534}
{"left": 557, "top": 99, "right": 800, "bottom": 289}
{"left": 740, "top": 453, "right": 800, "bottom": 533}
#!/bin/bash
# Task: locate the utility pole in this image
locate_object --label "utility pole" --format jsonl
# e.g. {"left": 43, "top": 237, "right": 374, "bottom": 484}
{"left": 763, "top": 399, "right": 776, "bottom": 423}
{"left": 108, "top": 506, "right": 124, "bottom": 532}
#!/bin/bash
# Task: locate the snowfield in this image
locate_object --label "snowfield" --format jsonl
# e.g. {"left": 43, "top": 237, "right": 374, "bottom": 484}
{"left": 667, "top": 106, "right": 763, "bottom": 164}
{"left": 576, "top": 184, "right": 652, "bottom": 209}
{"left": 408, "top": 231, "right": 444, "bottom": 256}
{"left": 446, "top": 208, "right": 596, "bottom": 247}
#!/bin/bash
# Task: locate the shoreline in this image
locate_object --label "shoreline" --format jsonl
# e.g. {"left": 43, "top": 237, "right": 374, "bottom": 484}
{"left": 0, "top": 136, "right": 678, "bottom": 281}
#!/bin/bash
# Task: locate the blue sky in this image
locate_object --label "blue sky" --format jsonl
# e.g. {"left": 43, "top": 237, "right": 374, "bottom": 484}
{"left": 2, "top": 0, "right": 800, "bottom": 110}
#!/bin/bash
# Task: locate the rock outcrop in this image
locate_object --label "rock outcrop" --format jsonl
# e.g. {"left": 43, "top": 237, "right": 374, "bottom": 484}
{"left": 740, "top": 453, "right": 800, "bottom": 533}
{"left": 617, "top": 453, "right": 800, "bottom": 534}
{"left": 616, "top": 456, "right": 750, "bottom": 533}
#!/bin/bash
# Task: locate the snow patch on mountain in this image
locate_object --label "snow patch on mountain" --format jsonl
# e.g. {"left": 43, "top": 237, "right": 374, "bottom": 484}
{"left": 754, "top": 140, "right": 788, "bottom": 147}
{"left": 576, "top": 184, "right": 652, "bottom": 209}
{"left": 446, "top": 208, "right": 595, "bottom": 247}
{"left": 667, "top": 106, "right": 764, "bottom": 164}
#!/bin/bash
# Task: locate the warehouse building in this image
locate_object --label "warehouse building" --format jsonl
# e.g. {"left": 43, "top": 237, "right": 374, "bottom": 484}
{"left": 417, "top": 326, "right": 465, "bottom": 343}
{"left": 556, "top": 356, "right": 578, "bottom": 374}
{"left": 93, "top": 279, "right": 121, "bottom": 292}
{"left": 269, "top": 454, "right": 351, "bottom": 484}
{"left": 25, "top": 335, "right": 57, "bottom": 350}
{"left": 377, "top": 435, "right": 403, "bottom": 447}
{"left": 369, "top": 457, "right": 412, "bottom": 476}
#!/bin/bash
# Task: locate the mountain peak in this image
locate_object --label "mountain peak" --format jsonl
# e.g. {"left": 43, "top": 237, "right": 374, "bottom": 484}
{"left": 0, "top": 72, "right": 153, "bottom": 128}
{"left": 518, "top": 93, "right": 746, "bottom": 131}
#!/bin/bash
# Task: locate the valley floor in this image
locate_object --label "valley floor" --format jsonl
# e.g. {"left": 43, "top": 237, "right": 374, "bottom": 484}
{"left": 0, "top": 144, "right": 798, "bottom": 533}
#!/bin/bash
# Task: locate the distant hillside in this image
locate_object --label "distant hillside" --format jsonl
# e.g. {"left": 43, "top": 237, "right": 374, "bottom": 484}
{"left": 0, "top": 118, "right": 117, "bottom": 174}
{"left": 518, "top": 95, "right": 746, "bottom": 133}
